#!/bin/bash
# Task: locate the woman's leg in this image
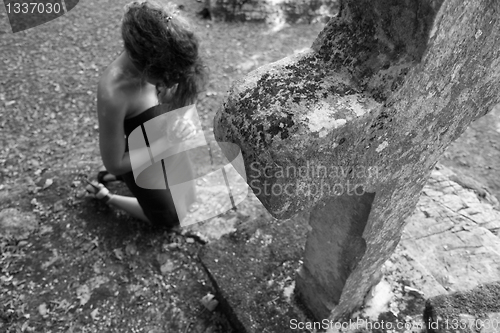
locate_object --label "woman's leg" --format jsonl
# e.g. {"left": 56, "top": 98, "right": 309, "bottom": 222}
{"left": 87, "top": 174, "right": 177, "bottom": 226}
{"left": 107, "top": 194, "right": 150, "bottom": 223}
{"left": 120, "top": 171, "right": 181, "bottom": 229}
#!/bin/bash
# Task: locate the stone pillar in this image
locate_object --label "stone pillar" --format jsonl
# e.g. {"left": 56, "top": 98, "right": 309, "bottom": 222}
{"left": 214, "top": 0, "right": 500, "bottom": 321}
{"left": 295, "top": 191, "right": 376, "bottom": 319}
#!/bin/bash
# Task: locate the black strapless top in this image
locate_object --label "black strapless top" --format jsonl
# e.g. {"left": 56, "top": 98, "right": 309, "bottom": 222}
{"left": 123, "top": 105, "right": 177, "bottom": 152}
{"left": 124, "top": 105, "right": 171, "bottom": 137}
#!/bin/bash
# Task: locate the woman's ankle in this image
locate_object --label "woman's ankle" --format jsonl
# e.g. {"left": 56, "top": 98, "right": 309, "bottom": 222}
{"left": 105, "top": 193, "right": 116, "bottom": 205}
{"left": 96, "top": 185, "right": 113, "bottom": 204}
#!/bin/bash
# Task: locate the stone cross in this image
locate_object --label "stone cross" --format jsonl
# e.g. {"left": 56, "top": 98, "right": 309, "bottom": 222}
{"left": 214, "top": 0, "right": 500, "bottom": 321}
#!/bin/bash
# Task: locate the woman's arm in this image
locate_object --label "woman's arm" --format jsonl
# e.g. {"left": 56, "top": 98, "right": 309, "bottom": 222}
{"left": 96, "top": 85, "right": 132, "bottom": 176}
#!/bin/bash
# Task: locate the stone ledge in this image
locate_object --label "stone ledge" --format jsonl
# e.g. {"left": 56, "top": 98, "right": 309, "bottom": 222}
{"left": 199, "top": 211, "right": 311, "bottom": 333}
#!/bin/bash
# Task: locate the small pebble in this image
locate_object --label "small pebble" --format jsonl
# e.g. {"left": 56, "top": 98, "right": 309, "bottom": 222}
{"left": 201, "top": 293, "right": 218, "bottom": 311}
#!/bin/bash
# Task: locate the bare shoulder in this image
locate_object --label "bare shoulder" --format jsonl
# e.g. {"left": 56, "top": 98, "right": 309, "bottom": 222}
{"left": 97, "top": 67, "right": 128, "bottom": 119}
{"left": 97, "top": 58, "right": 158, "bottom": 120}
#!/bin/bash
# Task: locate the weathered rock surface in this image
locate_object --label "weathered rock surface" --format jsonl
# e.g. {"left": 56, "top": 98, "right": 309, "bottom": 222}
{"left": 402, "top": 165, "right": 500, "bottom": 333}
{"left": 402, "top": 166, "right": 500, "bottom": 294}
{"left": 377, "top": 164, "right": 500, "bottom": 333}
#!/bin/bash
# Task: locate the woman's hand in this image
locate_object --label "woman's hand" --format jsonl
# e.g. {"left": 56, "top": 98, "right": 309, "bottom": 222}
{"left": 171, "top": 117, "right": 197, "bottom": 141}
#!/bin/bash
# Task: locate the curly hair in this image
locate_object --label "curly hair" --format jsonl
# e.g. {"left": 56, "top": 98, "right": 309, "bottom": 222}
{"left": 121, "top": 1, "right": 207, "bottom": 109}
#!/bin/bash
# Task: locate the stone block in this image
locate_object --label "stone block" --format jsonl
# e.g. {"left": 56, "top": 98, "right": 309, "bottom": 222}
{"left": 199, "top": 212, "right": 311, "bottom": 333}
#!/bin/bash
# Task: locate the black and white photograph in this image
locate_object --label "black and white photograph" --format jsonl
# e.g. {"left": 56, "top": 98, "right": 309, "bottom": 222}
{"left": 1, "top": 0, "right": 500, "bottom": 332}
